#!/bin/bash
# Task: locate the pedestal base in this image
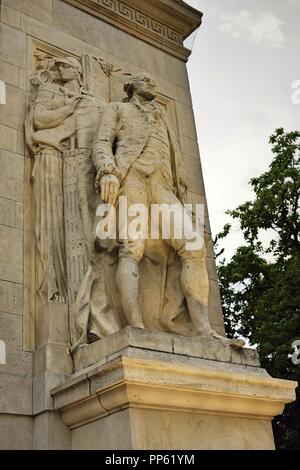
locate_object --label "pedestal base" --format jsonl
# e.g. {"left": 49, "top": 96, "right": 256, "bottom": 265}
{"left": 51, "top": 328, "right": 296, "bottom": 450}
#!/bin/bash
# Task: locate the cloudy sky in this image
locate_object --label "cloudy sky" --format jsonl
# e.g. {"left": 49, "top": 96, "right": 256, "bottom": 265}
{"left": 184, "top": 0, "right": 300, "bottom": 259}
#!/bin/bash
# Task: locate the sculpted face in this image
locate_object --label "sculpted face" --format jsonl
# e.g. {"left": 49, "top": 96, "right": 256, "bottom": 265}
{"left": 134, "top": 75, "right": 157, "bottom": 101}
{"left": 58, "top": 63, "right": 77, "bottom": 82}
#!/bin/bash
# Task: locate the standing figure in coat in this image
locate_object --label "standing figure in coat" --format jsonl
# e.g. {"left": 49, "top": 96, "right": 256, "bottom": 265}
{"left": 93, "top": 72, "right": 244, "bottom": 348}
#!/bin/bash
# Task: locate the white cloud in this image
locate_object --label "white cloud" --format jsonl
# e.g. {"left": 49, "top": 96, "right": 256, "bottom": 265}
{"left": 219, "top": 10, "right": 285, "bottom": 48}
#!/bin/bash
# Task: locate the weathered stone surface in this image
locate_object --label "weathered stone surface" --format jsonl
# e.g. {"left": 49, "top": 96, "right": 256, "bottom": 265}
{"left": 176, "top": 85, "right": 193, "bottom": 107}
{"left": 241, "top": 348, "right": 260, "bottom": 367}
{"left": 52, "top": 374, "right": 90, "bottom": 410}
{"left": 34, "top": 343, "right": 73, "bottom": 376}
{"left": 176, "top": 102, "right": 198, "bottom": 140}
{"left": 208, "top": 280, "right": 224, "bottom": 326}
{"left": 52, "top": 0, "right": 112, "bottom": 55}
{"left": 150, "top": 47, "right": 190, "bottom": 88}
{"left": 179, "top": 134, "right": 201, "bottom": 160}
{"left": 0, "top": 415, "right": 33, "bottom": 449}
{"left": 113, "top": 346, "right": 262, "bottom": 376}
{"left": 0, "top": 84, "right": 25, "bottom": 130}
{"left": 0, "top": 23, "right": 26, "bottom": 68}
{"left": 18, "top": 68, "right": 26, "bottom": 90}
{"left": 0, "top": 373, "right": 32, "bottom": 414}
{"left": 207, "top": 256, "right": 219, "bottom": 282}
{"left": 0, "top": 226, "right": 23, "bottom": 283}
{"left": 0, "top": 124, "right": 18, "bottom": 152}
{"left": 33, "top": 411, "right": 71, "bottom": 450}
{"left": 0, "top": 312, "right": 32, "bottom": 376}
{"left": 33, "top": 372, "right": 69, "bottom": 415}
{"left": 0, "top": 197, "right": 16, "bottom": 227}
{"left": 59, "top": 0, "right": 201, "bottom": 62}
{"left": 0, "top": 150, "right": 24, "bottom": 201}
{"left": 173, "top": 335, "right": 232, "bottom": 363}
{"left": 0, "top": 280, "right": 14, "bottom": 313}
{"left": 1, "top": 4, "right": 21, "bottom": 29}
{"left": 231, "top": 348, "right": 243, "bottom": 365}
{"left": 21, "top": 14, "right": 105, "bottom": 59}
{"left": 183, "top": 154, "right": 205, "bottom": 194}
{"left": 15, "top": 283, "right": 23, "bottom": 314}
{"left": 0, "top": 281, "right": 23, "bottom": 315}
{"left": 72, "top": 409, "right": 132, "bottom": 450}
{"left": 74, "top": 327, "right": 174, "bottom": 370}
{"left": 52, "top": 353, "right": 296, "bottom": 450}
{"left": 15, "top": 202, "right": 23, "bottom": 229}
{"left": 74, "top": 327, "right": 257, "bottom": 371}
{"left": 130, "top": 408, "right": 275, "bottom": 450}
{"left": 0, "top": 59, "right": 19, "bottom": 87}
{"left": 3, "top": 0, "right": 53, "bottom": 25}
{"left": 36, "top": 302, "right": 70, "bottom": 348}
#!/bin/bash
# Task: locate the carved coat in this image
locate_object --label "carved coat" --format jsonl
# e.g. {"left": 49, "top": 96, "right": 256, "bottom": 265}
{"left": 72, "top": 97, "right": 195, "bottom": 351}
{"left": 92, "top": 96, "right": 187, "bottom": 200}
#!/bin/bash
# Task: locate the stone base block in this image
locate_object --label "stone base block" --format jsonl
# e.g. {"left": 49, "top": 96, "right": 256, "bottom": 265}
{"left": 52, "top": 330, "right": 296, "bottom": 450}
{"left": 73, "top": 326, "right": 261, "bottom": 371}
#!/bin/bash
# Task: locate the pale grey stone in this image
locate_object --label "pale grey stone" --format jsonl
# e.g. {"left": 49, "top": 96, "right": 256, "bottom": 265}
{"left": 14, "top": 283, "right": 23, "bottom": 314}
{"left": 0, "top": 59, "right": 19, "bottom": 87}
{"left": 0, "top": 415, "right": 33, "bottom": 449}
{"left": 1, "top": 5, "right": 21, "bottom": 29}
{"left": 0, "top": 280, "right": 14, "bottom": 313}
{"left": 0, "top": 150, "right": 24, "bottom": 202}
{"left": 241, "top": 348, "right": 261, "bottom": 367}
{"left": 3, "top": 0, "right": 52, "bottom": 25}
{"left": 33, "top": 372, "right": 70, "bottom": 415}
{"left": 15, "top": 203, "right": 23, "bottom": 229}
{"left": 173, "top": 335, "right": 231, "bottom": 363}
{"left": 0, "top": 312, "right": 33, "bottom": 376}
{"left": 0, "top": 373, "right": 32, "bottom": 414}
{"left": 0, "top": 197, "right": 16, "bottom": 227}
{"left": 0, "top": 225, "right": 23, "bottom": 283}
{"left": 0, "top": 84, "right": 25, "bottom": 130}
{"left": 72, "top": 409, "right": 132, "bottom": 450}
{"left": 0, "top": 124, "right": 18, "bottom": 152}
{"left": 0, "top": 23, "right": 26, "bottom": 68}
{"left": 33, "top": 411, "right": 71, "bottom": 450}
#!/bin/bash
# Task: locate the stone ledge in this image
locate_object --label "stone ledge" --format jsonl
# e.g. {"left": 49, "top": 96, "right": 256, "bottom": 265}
{"left": 52, "top": 353, "right": 297, "bottom": 430}
{"left": 62, "top": 0, "right": 202, "bottom": 61}
{"left": 73, "top": 326, "right": 261, "bottom": 371}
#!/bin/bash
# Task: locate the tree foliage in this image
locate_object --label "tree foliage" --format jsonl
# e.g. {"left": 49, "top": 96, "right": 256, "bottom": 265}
{"left": 215, "top": 128, "right": 300, "bottom": 449}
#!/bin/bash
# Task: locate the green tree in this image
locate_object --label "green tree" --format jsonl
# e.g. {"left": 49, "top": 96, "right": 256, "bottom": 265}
{"left": 215, "top": 128, "right": 300, "bottom": 450}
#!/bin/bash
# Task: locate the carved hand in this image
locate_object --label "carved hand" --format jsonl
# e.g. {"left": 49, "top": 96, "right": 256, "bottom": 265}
{"left": 96, "top": 173, "right": 120, "bottom": 206}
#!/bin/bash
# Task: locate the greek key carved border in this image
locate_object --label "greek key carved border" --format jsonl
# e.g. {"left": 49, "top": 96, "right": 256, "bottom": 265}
{"left": 93, "top": 0, "right": 182, "bottom": 45}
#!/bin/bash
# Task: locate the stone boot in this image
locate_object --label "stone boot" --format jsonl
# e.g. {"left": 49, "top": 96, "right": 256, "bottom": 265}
{"left": 186, "top": 296, "right": 245, "bottom": 350}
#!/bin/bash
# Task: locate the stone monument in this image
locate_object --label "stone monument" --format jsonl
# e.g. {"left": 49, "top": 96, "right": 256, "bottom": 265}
{"left": 0, "top": 0, "right": 296, "bottom": 449}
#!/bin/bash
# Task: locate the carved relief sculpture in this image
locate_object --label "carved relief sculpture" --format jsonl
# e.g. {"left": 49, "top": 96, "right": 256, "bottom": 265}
{"left": 26, "top": 54, "right": 244, "bottom": 362}
{"left": 89, "top": 73, "right": 244, "bottom": 349}
{"left": 26, "top": 54, "right": 84, "bottom": 303}
{"left": 26, "top": 51, "right": 111, "bottom": 342}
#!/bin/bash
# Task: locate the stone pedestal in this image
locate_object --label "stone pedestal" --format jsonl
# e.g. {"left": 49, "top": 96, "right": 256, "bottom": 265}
{"left": 52, "top": 328, "right": 296, "bottom": 450}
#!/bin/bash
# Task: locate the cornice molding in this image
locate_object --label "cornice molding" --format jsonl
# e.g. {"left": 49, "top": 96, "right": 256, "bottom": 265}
{"left": 52, "top": 355, "right": 296, "bottom": 429}
{"left": 62, "top": 0, "right": 202, "bottom": 61}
